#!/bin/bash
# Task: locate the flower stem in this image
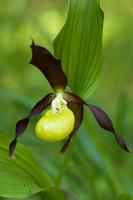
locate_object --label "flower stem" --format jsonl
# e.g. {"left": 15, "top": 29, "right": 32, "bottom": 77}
{"left": 55, "top": 136, "right": 75, "bottom": 189}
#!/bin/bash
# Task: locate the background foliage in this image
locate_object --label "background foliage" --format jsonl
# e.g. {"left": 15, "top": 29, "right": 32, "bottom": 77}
{"left": 0, "top": 0, "right": 133, "bottom": 199}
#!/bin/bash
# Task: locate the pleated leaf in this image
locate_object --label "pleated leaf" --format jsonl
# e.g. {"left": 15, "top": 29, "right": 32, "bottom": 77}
{"left": 54, "top": 0, "right": 104, "bottom": 99}
{"left": 0, "top": 135, "right": 52, "bottom": 199}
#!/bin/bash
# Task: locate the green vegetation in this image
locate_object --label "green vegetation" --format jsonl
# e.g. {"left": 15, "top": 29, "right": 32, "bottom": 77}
{"left": 0, "top": 0, "right": 133, "bottom": 199}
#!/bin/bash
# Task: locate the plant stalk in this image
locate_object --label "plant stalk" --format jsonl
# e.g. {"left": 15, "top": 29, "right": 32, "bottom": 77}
{"left": 55, "top": 135, "right": 76, "bottom": 189}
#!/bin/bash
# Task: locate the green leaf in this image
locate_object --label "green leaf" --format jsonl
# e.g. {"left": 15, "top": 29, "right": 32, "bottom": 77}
{"left": 77, "top": 125, "right": 105, "bottom": 170}
{"left": 0, "top": 134, "right": 53, "bottom": 199}
{"left": 0, "top": 193, "right": 42, "bottom": 200}
{"left": 118, "top": 194, "right": 133, "bottom": 200}
{"left": 42, "top": 188, "right": 66, "bottom": 200}
{"left": 0, "top": 188, "right": 66, "bottom": 200}
{"left": 0, "top": 188, "right": 65, "bottom": 200}
{"left": 54, "top": 0, "right": 104, "bottom": 99}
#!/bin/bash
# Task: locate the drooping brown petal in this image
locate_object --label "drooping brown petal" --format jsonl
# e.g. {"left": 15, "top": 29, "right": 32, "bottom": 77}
{"left": 88, "top": 104, "right": 129, "bottom": 152}
{"left": 69, "top": 103, "right": 84, "bottom": 133}
{"left": 30, "top": 41, "right": 67, "bottom": 91}
{"left": 9, "top": 93, "right": 56, "bottom": 159}
{"left": 63, "top": 92, "right": 129, "bottom": 152}
{"left": 60, "top": 137, "right": 71, "bottom": 153}
{"left": 60, "top": 102, "right": 83, "bottom": 153}
{"left": 16, "top": 118, "right": 30, "bottom": 138}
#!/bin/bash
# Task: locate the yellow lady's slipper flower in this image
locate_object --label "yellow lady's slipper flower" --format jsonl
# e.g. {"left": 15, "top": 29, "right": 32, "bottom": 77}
{"left": 9, "top": 41, "right": 129, "bottom": 159}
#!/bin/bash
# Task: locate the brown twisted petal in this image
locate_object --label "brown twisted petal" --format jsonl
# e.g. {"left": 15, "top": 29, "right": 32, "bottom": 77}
{"left": 88, "top": 104, "right": 129, "bottom": 152}
{"left": 30, "top": 41, "right": 67, "bottom": 91}
{"left": 63, "top": 92, "right": 129, "bottom": 152}
{"left": 9, "top": 93, "right": 56, "bottom": 159}
{"left": 60, "top": 102, "right": 83, "bottom": 153}
{"left": 60, "top": 92, "right": 85, "bottom": 152}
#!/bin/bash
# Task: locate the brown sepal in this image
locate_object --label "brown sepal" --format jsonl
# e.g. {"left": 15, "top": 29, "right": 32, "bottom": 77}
{"left": 30, "top": 41, "right": 67, "bottom": 91}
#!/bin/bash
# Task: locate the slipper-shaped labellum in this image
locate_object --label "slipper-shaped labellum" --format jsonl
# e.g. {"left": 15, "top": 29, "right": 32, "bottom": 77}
{"left": 9, "top": 41, "right": 129, "bottom": 159}
{"left": 35, "top": 104, "right": 75, "bottom": 142}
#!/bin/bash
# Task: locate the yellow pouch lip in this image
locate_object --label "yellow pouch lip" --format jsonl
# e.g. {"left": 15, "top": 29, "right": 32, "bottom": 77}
{"left": 35, "top": 105, "right": 75, "bottom": 142}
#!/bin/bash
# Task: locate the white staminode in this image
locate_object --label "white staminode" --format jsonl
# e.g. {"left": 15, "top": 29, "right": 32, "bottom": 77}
{"left": 51, "top": 92, "right": 67, "bottom": 114}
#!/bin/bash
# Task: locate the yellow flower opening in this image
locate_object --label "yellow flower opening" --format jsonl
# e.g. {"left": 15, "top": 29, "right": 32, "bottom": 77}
{"left": 35, "top": 105, "right": 75, "bottom": 142}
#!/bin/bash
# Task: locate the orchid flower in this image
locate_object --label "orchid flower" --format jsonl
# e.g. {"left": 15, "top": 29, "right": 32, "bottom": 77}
{"left": 9, "top": 41, "right": 129, "bottom": 159}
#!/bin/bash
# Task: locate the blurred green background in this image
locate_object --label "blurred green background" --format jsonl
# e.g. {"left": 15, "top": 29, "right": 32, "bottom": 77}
{"left": 0, "top": 0, "right": 133, "bottom": 200}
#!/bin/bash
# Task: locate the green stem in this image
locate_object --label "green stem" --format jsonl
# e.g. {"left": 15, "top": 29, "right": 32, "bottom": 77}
{"left": 55, "top": 136, "right": 75, "bottom": 189}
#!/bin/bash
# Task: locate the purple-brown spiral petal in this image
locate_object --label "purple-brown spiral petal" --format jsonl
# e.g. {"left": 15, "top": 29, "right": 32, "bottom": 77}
{"left": 63, "top": 92, "right": 129, "bottom": 152}
{"left": 88, "top": 104, "right": 129, "bottom": 152}
{"left": 9, "top": 93, "right": 55, "bottom": 158}
{"left": 60, "top": 102, "right": 83, "bottom": 153}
